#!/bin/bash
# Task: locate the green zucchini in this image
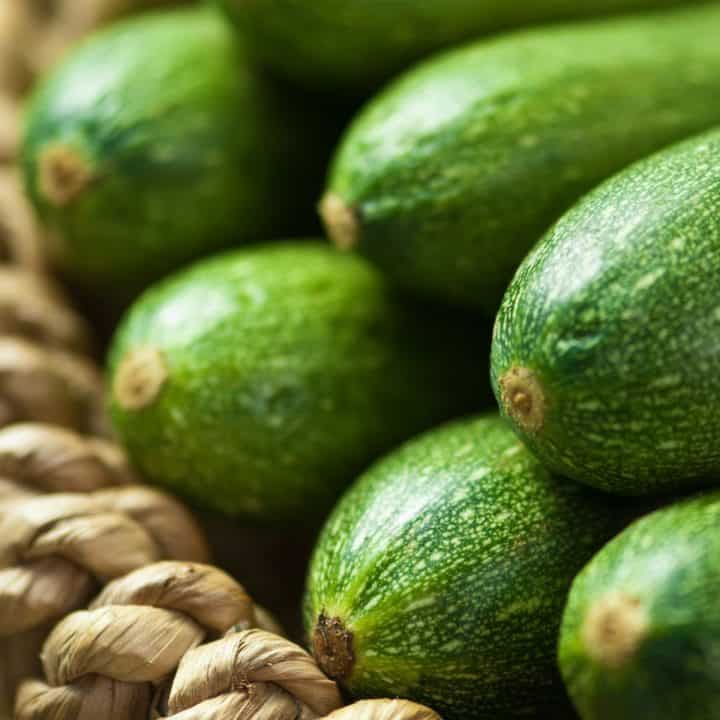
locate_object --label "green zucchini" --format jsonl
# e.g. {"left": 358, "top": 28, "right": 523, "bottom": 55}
{"left": 322, "top": 4, "right": 720, "bottom": 311}
{"left": 22, "top": 7, "right": 332, "bottom": 297}
{"left": 305, "top": 414, "right": 634, "bottom": 719}
{"left": 107, "top": 242, "right": 486, "bottom": 523}
{"left": 216, "top": 0, "right": 712, "bottom": 94}
{"left": 559, "top": 491, "right": 720, "bottom": 720}
{"left": 491, "top": 127, "right": 720, "bottom": 495}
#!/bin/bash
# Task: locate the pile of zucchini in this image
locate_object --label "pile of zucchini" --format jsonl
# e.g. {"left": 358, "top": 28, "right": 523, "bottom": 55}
{"left": 16, "top": 1, "right": 720, "bottom": 718}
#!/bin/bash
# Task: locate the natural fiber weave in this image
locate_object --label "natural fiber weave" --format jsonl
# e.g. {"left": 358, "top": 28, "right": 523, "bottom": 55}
{"left": 0, "top": 423, "right": 135, "bottom": 498}
{"left": 164, "top": 629, "right": 344, "bottom": 719}
{"left": 0, "top": 3, "right": 33, "bottom": 98}
{"left": 0, "top": 267, "right": 92, "bottom": 353}
{"left": 0, "top": 172, "right": 45, "bottom": 270}
{"left": 15, "top": 562, "right": 264, "bottom": 720}
{"left": 0, "top": 99, "right": 19, "bottom": 166}
{"left": 325, "top": 700, "right": 442, "bottom": 720}
{"left": 0, "top": 486, "right": 209, "bottom": 632}
{"left": 0, "top": 426, "right": 208, "bottom": 719}
{"left": 0, "top": 425, "right": 208, "bottom": 631}
{"left": 0, "top": 337, "right": 106, "bottom": 435}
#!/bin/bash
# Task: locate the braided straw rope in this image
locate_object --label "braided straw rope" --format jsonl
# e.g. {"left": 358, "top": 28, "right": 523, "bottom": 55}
{"left": 0, "top": 4, "right": 31, "bottom": 100}
{"left": 0, "top": 265, "right": 106, "bottom": 434}
{"left": 15, "top": 562, "right": 271, "bottom": 719}
{"left": 0, "top": 423, "right": 135, "bottom": 499}
{"left": 0, "top": 335, "right": 108, "bottom": 436}
{"left": 325, "top": 701, "right": 442, "bottom": 720}
{"left": 163, "top": 628, "right": 344, "bottom": 719}
{"left": 1, "top": 0, "right": 42, "bottom": 266}
{"left": 0, "top": 114, "right": 20, "bottom": 175}
{"left": 0, "top": 267, "right": 92, "bottom": 354}
{"left": 0, "top": 169, "right": 46, "bottom": 271}
{"left": 17, "top": 601, "right": 445, "bottom": 720}
{"left": 0, "top": 425, "right": 209, "bottom": 719}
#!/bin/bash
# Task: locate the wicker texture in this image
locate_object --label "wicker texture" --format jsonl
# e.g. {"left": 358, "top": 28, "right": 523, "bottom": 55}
{"left": 325, "top": 700, "right": 443, "bottom": 720}
{"left": 164, "top": 629, "right": 344, "bottom": 719}
{"left": 15, "top": 562, "right": 265, "bottom": 720}
{"left": 0, "top": 426, "right": 208, "bottom": 719}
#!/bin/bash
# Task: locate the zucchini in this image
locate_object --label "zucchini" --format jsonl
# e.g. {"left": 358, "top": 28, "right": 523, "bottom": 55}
{"left": 491, "top": 127, "right": 720, "bottom": 495}
{"left": 22, "top": 7, "right": 333, "bottom": 297}
{"left": 305, "top": 414, "right": 634, "bottom": 719}
{"left": 559, "top": 491, "right": 720, "bottom": 720}
{"left": 322, "top": 4, "right": 720, "bottom": 311}
{"left": 108, "top": 242, "right": 486, "bottom": 523}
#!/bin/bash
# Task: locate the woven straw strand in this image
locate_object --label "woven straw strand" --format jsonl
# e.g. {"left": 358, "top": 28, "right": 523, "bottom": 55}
{"left": 0, "top": 426, "right": 208, "bottom": 719}
{"left": 324, "top": 700, "right": 442, "bottom": 720}
{"left": 165, "top": 629, "right": 344, "bottom": 719}
{"left": 15, "top": 561, "right": 262, "bottom": 720}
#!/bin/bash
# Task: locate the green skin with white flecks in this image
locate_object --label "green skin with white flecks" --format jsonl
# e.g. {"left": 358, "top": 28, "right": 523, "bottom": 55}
{"left": 305, "top": 414, "right": 636, "bottom": 719}
{"left": 325, "top": 4, "right": 720, "bottom": 312}
{"left": 107, "top": 242, "right": 488, "bottom": 524}
{"left": 491, "top": 128, "right": 720, "bottom": 495}
{"left": 22, "top": 7, "right": 332, "bottom": 297}
{"left": 559, "top": 491, "right": 720, "bottom": 720}
{"left": 216, "top": 0, "right": 714, "bottom": 95}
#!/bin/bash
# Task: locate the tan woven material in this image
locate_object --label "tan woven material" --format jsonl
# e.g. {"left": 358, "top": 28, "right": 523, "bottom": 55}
{"left": 0, "top": 337, "right": 106, "bottom": 434}
{"left": 0, "top": 96, "right": 19, "bottom": 164}
{"left": 0, "top": 3, "right": 34, "bottom": 97}
{"left": 0, "top": 267, "right": 93, "bottom": 353}
{"left": 17, "top": 675, "right": 152, "bottom": 720}
{"left": 0, "top": 170, "right": 45, "bottom": 270}
{"left": 15, "top": 562, "right": 260, "bottom": 720}
{"left": 0, "top": 486, "right": 208, "bottom": 636}
{"left": 0, "top": 423, "right": 136, "bottom": 498}
{"left": 0, "top": 428, "right": 208, "bottom": 719}
{"left": 166, "top": 681, "right": 318, "bottom": 720}
{"left": 165, "top": 629, "right": 344, "bottom": 719}
{"left": 0, "top": 627, "right": 50, "bottom": 720}
{"left": 324, "top": 700, "right": 443, "bottom": 720}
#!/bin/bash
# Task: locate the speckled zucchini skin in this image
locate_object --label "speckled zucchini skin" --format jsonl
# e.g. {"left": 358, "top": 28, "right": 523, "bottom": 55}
{"left": 216, "top": 0, "right": 712, "bottom": 94}
{"left": 305, "top": 414, "right": 634, "bottom": 719}
{"left": 22, "top": 7, "right": 331, "bottom": 296}
{"left": 108, "top": 242, "right": 487, "bottom": 523}
{"left": 325, "top": 4, "right": 720, "bottom": 311}
{"left": 491, "top": 128, "right": 720, "bottom": 495}
{"left": 559, "top": 491, "right": 720, "bottom": 720}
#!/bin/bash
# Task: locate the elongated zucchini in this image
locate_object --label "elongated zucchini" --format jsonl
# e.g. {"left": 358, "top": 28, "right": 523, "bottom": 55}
{"left": 492, "top": 128, "right": 720, "bottom": 494}
{"left": 323, "top": 5, "right": 720, "bottom": 311}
